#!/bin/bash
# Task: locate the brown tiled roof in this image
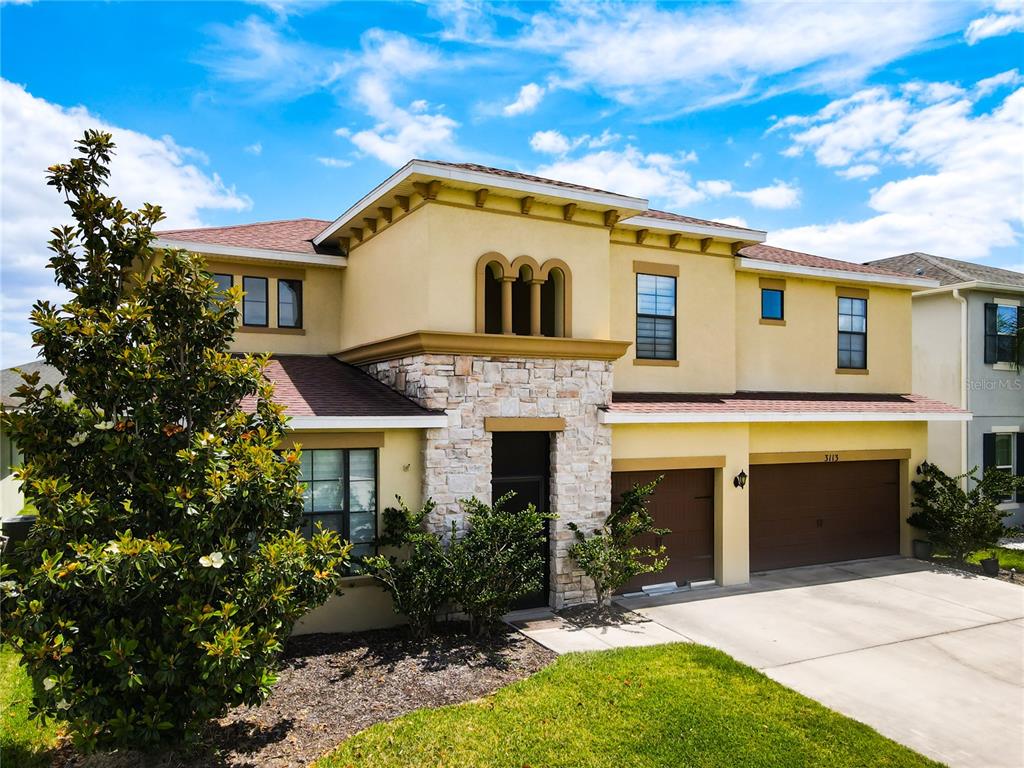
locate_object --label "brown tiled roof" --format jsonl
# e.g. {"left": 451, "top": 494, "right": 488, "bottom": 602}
{"left": 738, "top": 244, "right": 914, "bottom": 278}
{"left": 867, "top": 253, "right": 1024, "bottom": 287}
{"left": 1, "top": 361, "right": 64, "bottom": 408}
{"left": 642, "top": 209, "right": 764, "bottom": 235}
{"left": 242, "top": 356, "right": 438, "bottom": 418}
{"left": 607, "top": 391, "right": 965, "bottom": 415}
{"left": 156, "top": 218, "right": 336, "bottom": 255}
{"left": 420, "top": 159, "right": 629, "bottom": 198}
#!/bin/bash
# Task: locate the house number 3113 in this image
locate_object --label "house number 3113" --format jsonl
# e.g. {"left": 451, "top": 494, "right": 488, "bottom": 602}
{"left": 823, "top": 453, "right": 840, "bottom": 463}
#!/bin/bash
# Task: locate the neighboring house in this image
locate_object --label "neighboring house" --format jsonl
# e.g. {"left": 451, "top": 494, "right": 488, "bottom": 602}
{"left": 868, "top": 253, "right": 1023, "bottom": 527}
{"left": 4, "top": 160, "right": 968, "bottom": 633}
{"left": 1, "top": 361, "right": 64, "bottom": 516}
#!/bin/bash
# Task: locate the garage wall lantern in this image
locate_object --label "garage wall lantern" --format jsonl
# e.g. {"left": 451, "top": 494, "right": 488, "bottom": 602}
{"left": 733, "top": 470, "right": 747, "bottom": 489}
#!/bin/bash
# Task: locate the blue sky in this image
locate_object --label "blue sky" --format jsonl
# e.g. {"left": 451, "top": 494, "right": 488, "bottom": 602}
{"left": 1, "top": 0, "right": 1022, "bottom": 366}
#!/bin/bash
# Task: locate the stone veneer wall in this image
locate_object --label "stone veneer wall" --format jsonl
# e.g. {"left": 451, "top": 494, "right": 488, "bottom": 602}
{"left": 360, "top": 354, "right": 613, "bottom": 608}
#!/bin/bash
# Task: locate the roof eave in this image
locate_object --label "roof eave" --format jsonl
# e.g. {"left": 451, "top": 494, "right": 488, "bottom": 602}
{"left": 313, "top": 159, "right": 650, "bottom": 246}
{"left": 618, "top": 215, "right": 766, "bottom": 243}
{"left": 288, "top": 415, "right": 448, "bottom": 429}
{"left": 599, "top": 410, "right": 971, "bottom": 424}
{"left": 735, "top": 257, "right": 939, "bottom": 289}
{"left": 911, "top": 280, "right": 1024, "bottom": 297}
{"left": 155, "top": 239, "right": 348, "bottom": 269}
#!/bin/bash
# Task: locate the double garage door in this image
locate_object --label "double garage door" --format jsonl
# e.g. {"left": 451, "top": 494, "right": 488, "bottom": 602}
{"left": 612, "top": 459, "right": 901, "bottom": 590}
{"left": 750, "top": 460, "right": 901, "bottom": 572}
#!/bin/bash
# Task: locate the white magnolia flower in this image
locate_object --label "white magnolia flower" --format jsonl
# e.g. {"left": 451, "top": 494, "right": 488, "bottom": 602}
{"left": 199, "top": 552, "right": 225, "bottom": 569}
{"left": 56, "top": 699, "right": 70, "bottom": 711}
{"left": 67, "top": 432, "right": 88, "bottom": 446}
{"left": 94, "top": 420, "right": 115, "bottom": 431}
{"left": 43, "top": 677, "right": 56, "bottom": 691}
{"left": 105, "top": 542, "right": 120, "bottom": 555}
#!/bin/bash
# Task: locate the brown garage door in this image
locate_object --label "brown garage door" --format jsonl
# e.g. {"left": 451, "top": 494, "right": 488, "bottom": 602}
{"left": 611, "top": 468, "right": 714, "bottom": 592}
{"left": 750, "top": 460, "right": 900, "bottom": 572}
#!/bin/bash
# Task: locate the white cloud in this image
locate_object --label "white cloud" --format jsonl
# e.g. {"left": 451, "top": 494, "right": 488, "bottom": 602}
{"left": 316, "top": 156, "right": 352, "bottom": 168}
{"left": 517, "top": 1, "right": 974, "bottom": 113}
{"left": 534, "top": 146, "right": 708, "bottom": 209}
{"left": 735, "top": 181, "right": 801, "bottom": 209}
{"left": 244, "top": 142, "right": 263, "bottom": 155}
{"left": 531, "top": 145, "right": 781, "bottom": 214}
{"left": 502, "top": 82, "right": 545, "bottom": 116}
{"left": 965, "top": 0, "right": 1024, "bottom": 44}
{"left": 769, "top": 79, "right": 1024, "bottom": 262}
{"left": 976, "top": 68, "right": 1024, "bottom": 97}
{"left": 198, "top": 15, "right": 349, "bottom": 99}
{"left": 530, "top": 129, "right": 572, "bottom": 155}
{"left": 587, "top": 128, "right": 620, "bottom": 149}
{"left": 0, "top": 81, "right": 250, "bottom": 368}
{"left": 837, "top": 164, "right": 880, "bottom": 180}
{"left": 714, "top": 216, "right": 750, "bottom": 229}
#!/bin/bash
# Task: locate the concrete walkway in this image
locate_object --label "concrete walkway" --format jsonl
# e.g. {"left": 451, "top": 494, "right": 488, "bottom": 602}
{"left": 511, "top": 557, "right": 1024, "bottom": 768}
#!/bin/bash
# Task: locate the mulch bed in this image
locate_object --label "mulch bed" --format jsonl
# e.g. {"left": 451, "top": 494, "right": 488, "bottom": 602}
{"left": 54, "top": 623, "right": 555, "bottom": 768}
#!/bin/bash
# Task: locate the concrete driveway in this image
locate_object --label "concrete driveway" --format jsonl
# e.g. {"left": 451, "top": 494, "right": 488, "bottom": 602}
{"left": 618, "top": 557, "right": 1024, "bottom": 768}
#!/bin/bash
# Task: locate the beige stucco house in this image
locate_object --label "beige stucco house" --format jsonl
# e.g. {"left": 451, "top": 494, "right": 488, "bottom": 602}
{"left": 3, "top": 160, "right": 970, "bottom": 633}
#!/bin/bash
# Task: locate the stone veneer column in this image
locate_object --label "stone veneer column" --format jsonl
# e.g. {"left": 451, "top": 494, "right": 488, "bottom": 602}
{"left": 360, "top": 354, "right": 612, "bottom": 608}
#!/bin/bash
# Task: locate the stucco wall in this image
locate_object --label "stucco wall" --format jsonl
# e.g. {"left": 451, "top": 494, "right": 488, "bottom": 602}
{"left": 965, "top": 290, "right": 1022, "bottom": 419}
{"left": 292, "top": 427, "right": 424, "bottom": 635}
{"left": 610, "top": 243, "right": 736, "bottom": 393}
{"left": 735, "top": 272, "right": 913, "bottom": 393}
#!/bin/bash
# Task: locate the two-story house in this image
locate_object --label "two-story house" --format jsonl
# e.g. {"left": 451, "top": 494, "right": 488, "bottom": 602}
{"left": 5, "top": 161, "right": 969, "bottom": 633}
{"left": 868, "top": 253, "right": 1023, "bottom": 527}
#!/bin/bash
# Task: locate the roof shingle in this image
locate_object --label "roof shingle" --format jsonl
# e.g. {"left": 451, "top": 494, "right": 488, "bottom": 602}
{"left": 867, "top": 253, "right": 1024, "bottom": 287}
{"left": 243, "top": 356, "right": 438, "bottom": 418}
{"left": 156, "top": 218, "right": 335, "bottom": 255}
{"left": 738, "top": 244, "right": 915, "bottom": 278}
{"left": 607, "top": 391, "right": 965, "bottom": 415}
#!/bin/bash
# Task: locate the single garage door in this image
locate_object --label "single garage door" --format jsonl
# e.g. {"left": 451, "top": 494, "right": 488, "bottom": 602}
{"left": 611, "top": 468, "right": 714, "bottom": 592}
{"left": 750, "top": 460, "right": 900, "bottom": 572}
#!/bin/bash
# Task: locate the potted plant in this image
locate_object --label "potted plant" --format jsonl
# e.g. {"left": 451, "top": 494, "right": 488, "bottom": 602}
{"left": 911, "top": 538, "right": 934, "bottom": 560}
{"left": 907, "top": 461, "right": 1021, "bottom": 573}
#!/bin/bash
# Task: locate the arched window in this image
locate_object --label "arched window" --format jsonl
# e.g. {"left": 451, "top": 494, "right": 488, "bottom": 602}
{"left": 511, "top": 264, "right": 533, "bottom": 336}
{"left": 539, "top": 260, "right": 572, "bottom": 338}
{"left": 483, "top": 261, "right": 504, "bottom": 334}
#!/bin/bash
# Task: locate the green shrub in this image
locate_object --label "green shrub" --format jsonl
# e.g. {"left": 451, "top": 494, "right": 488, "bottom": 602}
{"left": 0, "top": 131, "right": 350, "bottom": 751}
{"left": 568, "top": 477, "right": 668, "bottom": 607}
{"left": 908, "top": 461, "right": 1020, "bottom": 561}
{"left": 450, "top": 494, "right": 552, "bottom": 635}
{"left": 363, "top": 497, "right": 450, "bottom": 638}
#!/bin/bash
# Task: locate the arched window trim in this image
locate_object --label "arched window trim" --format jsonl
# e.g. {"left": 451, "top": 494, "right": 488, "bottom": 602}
{"left": 474, "top": 252, "right": 573, "bottom": 338}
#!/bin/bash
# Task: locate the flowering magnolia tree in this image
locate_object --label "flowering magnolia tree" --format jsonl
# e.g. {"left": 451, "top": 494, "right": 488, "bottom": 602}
{"left": 0, "top": 131, "right": 350, "bottom": 751}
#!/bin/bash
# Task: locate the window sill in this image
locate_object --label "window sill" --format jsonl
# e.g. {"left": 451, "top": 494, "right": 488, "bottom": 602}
{"left": 759, "top": 318, "right": 786, "bottom": 326}
{"left": 992, "top": 362, "right": 1020, "bottom": 372}
{"left": 836, "top": 367, "right": 869, "bottom": 375}
{"left": 238, "top": 326, "right": 307, "bottom": 336}
{"left": 634, "top": 358, "right": 680, "bottom": 367}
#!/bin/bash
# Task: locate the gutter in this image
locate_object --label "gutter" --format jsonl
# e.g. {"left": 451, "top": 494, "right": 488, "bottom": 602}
{"left": 953, "top": 288, "right": 969, "bottom": 481}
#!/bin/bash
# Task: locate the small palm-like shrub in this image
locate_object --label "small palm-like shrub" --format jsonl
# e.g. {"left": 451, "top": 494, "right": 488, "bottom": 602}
{"left": 568, "top": 477, "right": 668, "bottom": 607}
{"left": 908, "top": 461, "right": 1020, "bottom": 562}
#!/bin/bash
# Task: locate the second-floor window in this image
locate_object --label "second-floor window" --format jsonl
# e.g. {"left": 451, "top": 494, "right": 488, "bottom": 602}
{"left": 636, "top": 273, "right": 676, "bottom": 360}
{"left": 278, "top": 279, "right": 303, "bottom": 329}
{"left": 985, "top": 303, "right": 1021, "bottom": 365}
{"left": 242, "top": 276, "right": 268, "bottom": 327}
{"left": 212, "top": 273, "right": 233, "bottom": 294}
{"left": 838, "top": 296, "right": 867, "bottom": 369}
{"left": 761, "top": 288, "right": 784, "bottom": 320}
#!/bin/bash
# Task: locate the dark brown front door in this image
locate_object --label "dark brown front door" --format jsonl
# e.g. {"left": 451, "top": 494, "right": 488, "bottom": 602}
{"left": 749, "top": 460, "right": 900, "bottom": 572}
{"left": 611, "top": 468, "right": 715, "bottom": 593}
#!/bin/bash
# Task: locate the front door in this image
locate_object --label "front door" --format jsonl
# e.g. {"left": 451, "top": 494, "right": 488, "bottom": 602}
{"left": 491, "top": 432, "right": 551, "bottom": 609}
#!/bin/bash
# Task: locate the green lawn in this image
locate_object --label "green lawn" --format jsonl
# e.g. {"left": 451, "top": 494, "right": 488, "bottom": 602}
{"left": 318, "top": 644, "right": 941, "bottom": 768}
{"left": 1, "top": 646, "right": 59, "bottom": 768}
{"left": 966, "top": 545, "right": 1024, "bottom": 571}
